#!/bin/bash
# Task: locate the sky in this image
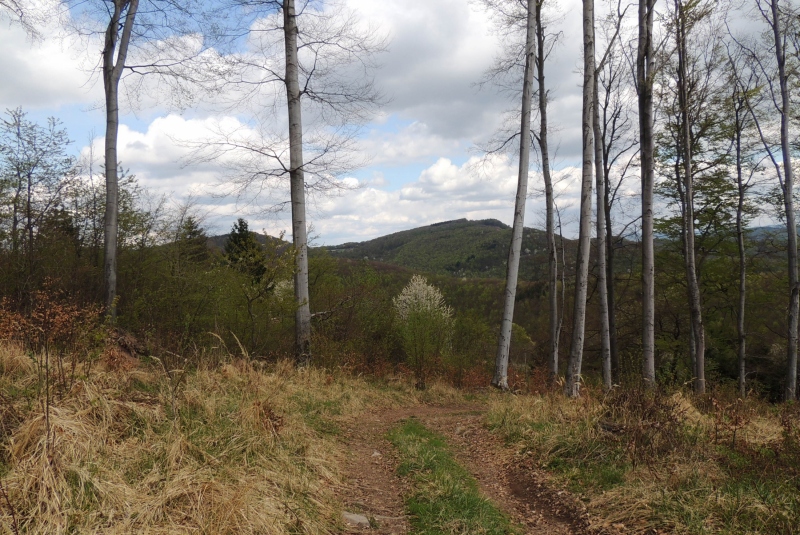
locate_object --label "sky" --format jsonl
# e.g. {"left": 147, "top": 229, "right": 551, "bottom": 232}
{"left": 0, "top": 0, "right": 638, "bottom": 245}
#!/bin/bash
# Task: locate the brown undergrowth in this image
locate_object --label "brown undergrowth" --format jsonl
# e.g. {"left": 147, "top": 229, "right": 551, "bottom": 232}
{"left": 487, "top": 386, "right": 800, "bottom": 534}
{"left": 0, "top": 336, "right": 468, "bottom": 534}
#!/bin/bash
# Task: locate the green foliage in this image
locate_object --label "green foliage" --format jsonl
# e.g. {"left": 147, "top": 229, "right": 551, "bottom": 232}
{"left": 325, "top": 218, "right": 564, "bottom": 281}
{"left": 393, "top": 276, "right": 454, "bottom": 389}
{"left": 387, "top": 419, "right": 519, "bottom": 535}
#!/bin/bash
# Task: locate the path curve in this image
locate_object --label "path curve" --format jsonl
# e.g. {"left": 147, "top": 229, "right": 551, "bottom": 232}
{"left": 340, "top": 404, "right": 606, "bottom": 535}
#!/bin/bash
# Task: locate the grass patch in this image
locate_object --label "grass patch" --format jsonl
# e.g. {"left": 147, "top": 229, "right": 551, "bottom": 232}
{"left": 486, "top": 388, "right": 800, "bottom": 534}
{"left": 388, "top": 418, "right": 518, "bottom": 535}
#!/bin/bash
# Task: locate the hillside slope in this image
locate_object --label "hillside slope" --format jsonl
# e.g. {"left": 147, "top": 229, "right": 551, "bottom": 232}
{"left": 323, "top": 219, "right": 569, "bottom": 281}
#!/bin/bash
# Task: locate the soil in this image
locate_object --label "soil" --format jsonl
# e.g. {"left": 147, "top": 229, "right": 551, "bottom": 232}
{"left": 339, "top": 403, "right": 617, "bottom": 535}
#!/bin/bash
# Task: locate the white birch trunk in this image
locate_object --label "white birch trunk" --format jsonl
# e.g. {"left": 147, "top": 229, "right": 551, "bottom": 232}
{"left": 492, "top": 0, "right": 536, "bottom": 390}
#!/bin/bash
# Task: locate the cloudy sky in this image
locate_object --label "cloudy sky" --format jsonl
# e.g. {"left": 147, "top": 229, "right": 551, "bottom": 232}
{"left": 0, "top": 0, "right": 634, "bottom": 245}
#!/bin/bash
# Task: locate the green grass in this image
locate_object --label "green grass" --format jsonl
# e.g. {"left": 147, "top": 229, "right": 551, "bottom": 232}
{"left": 387, "top": 418, "right": 519, "bottom": 535}
{"left": 486, "top": 392, "right": 800, "bottom": 535}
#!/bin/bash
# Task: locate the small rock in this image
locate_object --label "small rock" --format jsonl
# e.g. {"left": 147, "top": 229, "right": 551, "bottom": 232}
{"left": 371, "top": 450, "right": 382, "bottom": 458}
{"left": 343, "top": 512, "right": 370, "bottom": 527}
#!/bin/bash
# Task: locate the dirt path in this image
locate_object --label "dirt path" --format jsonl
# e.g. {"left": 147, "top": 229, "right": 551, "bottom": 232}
{"left": 339, "top": 404, "right": 604, "bottom": 535}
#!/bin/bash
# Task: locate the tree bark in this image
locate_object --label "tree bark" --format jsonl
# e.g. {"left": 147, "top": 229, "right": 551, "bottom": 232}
{"left": 492, "top": 0, "right": 536, "bottom": 390}
{"left": 564, "top": 0, "right": 595, "bottom": 398}
{"left": 604, "top": 173, "right": 619, "bottom": 382}
{"left": 734, "top": 99, "right": 747, "bottom": 398}
{"left": 768, "top": 0, "right": 798, "bottom": 401}
{"left": 637, "top": 0, "right": 656, "bottom": 387}
{"left": 283, "top": 0, "right": 312, "bottom": 366}
{"left": 534, "top": 0, "right": 559, "bottom": 384}
{"left": 593, "top": 29, "right": 612, "bottom": 392}
{"left": 675, "top": 0, "right": 705, "bottom": 394}
{"left": 102, "top": 0, "right": 139, "bottom": 320}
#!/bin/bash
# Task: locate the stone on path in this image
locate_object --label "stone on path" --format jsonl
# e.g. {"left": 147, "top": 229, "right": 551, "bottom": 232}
{"left": 343, "top": 512, "right": 370, "bottom": 528}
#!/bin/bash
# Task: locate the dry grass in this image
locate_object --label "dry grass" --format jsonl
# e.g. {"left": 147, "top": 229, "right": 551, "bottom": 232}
{"left": 0, "top": 342, "right": 462, "bottom": 534}
{"left": 486, "top": 387, "right": 800, "bottom": 535}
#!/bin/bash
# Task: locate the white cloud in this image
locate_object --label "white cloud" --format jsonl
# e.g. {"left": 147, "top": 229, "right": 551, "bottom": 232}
{"left": 313, "top": 155, "right": 587, "bottom": 244}
{"left": 0, "top": 21, "right": 101, "bottom": 110}
{"left": 359, "top": 122, "right": 463, "bottom": 167}
{"left": 5, "top": 0, "right": 641, "bottom": 245}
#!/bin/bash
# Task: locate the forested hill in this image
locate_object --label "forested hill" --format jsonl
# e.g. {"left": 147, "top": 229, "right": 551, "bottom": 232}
{"left": 321, "top": 218, "right": 572, "bottom": 281}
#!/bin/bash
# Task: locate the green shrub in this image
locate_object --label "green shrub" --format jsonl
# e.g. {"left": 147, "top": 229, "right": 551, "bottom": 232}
{"left": 393, "top": 275, "right": 453, "bottom": 389}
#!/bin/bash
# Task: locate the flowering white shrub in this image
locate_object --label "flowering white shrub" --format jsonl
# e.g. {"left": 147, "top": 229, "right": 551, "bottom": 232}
{"left": 393, "top": 275, "right": 453, "bottom": 389}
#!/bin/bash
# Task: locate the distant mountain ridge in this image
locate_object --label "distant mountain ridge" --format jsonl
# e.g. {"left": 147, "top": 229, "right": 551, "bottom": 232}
{"left": 322, "top": 218, "right": 571, "bottom": 281}
{"left": 206, "top": 219, "right": 793, "bottom": 282}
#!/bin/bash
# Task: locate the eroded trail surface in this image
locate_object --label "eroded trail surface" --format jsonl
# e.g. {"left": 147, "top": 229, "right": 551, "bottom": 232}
{"left": 340, "top": 404, "right": 599, "bottom": 535}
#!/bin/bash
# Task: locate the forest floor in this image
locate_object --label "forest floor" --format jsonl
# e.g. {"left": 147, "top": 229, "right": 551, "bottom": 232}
{"left": 339, "top": 403, "right": 607, "bottom": 535}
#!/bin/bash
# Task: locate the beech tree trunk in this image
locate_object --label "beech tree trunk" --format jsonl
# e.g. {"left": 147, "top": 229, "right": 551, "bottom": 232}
{"left": 102, "top": 0, "right": 139, "bottom": 319}
{"left": 734, "top": 100, "right": 747, "bottom": 398}
{"left": 593, "top": 38, "right": 612, "bottom": 392}
{"left": 534, "top": 0, "right": 560, "bottom": 384}
{"left": 283, "top": 0, "right": 312, "bottom": 366}
{"left": 604, "top": 176, "right": 619, "bottom": 382}
{"left": 675, "top": 0, "right": 705, "bottom": 394}
{"left": 492, "top": 0, "right": 536, "bottom": 390}
{"left": 768, "top": 0, "right": 798, "bottom": 401}
{"left": 564, "top": 0, "right": 595, "bottom": 398}
{"left": 637, "top": 0, "right": 656, "bottom": 387}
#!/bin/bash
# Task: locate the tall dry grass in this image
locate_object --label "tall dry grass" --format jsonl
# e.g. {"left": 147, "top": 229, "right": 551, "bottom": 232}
{"left": 486, "top": 387, "right": 800, "bottom": 534}
{"left": 0, "top": 342, "right": 455, "bottom": 534}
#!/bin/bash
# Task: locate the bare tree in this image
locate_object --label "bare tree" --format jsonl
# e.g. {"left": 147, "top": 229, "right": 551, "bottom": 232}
{"left": 43, "top": 0, "right": 226, "bottom": 318}
{"left": 283, "top": 0, "right": 313, "bottom": 364}
{"left": 747, "top": 0, "right": 798, "bottom": 400}
{"left": 637, "top": 0, "right": 657, "bottom": 387}
{"left": 592, "top": 0, "right": 627, "bottom": 392}
{"left": 764, "top": 0, "right": 799, "bottom": 401}
{"left": 473, "top": 0, "right": 562, "bottom": 385}
{"left": 597, "top": 18, "right": 638, "bottom": 383}
{"left": 0, "top": 0, "right": 47, "bottom": 37}
{"left": 669, "top": 0, "right": 722, "bottom": 394}
{"left": 730, "top": 0, "right": 798, "bottom": 400}
{"left": 725, "top": 45, "right": 761, "bottom": 398}
{"left": 595, "top": 75, "right": 612, "bottom": 391}
{"left": 564, "top": 0, "right": 595, "bottom": 398}
{"left": 492, "top": 0, "right": 536, "bottom": 390}
{"left": 532, "top": 0, "right": 561, "bottom": 384}
{"left": 100, "top": 0, "right": 138, "bottom": 319}
{"left": 195, "top": 0, "right": 383, "bottom": 366}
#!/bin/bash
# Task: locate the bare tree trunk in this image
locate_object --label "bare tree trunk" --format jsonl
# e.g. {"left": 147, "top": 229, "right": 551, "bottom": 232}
{"left": 767, "top": 0, "right": 798, "bottom": 401}
{"left": 675, "top": 0, "right": 705, "bottom": 394}
{"left": 604, "top": 184, "right": 619, "bottom": 382}
{"left": 734, "top": 104, "right": 747, "bottom": 398}
{"left": 534, "top": 0, "right": 560, "bottom": 384}
{"left": 593, "top": 42, "right": 612, "bottom": 392}
{"left": 283, "top": 0, "right": 312, "bottom": 366}
{"left": 637, "top": 0, "right": 656, "bottom": 387}
{"left": 493, "top": 0, "right": 536, "bottom": 390}
{"left": 102, "top": 0, "right": 139, "bottom": 320}
{"left": 564, "top": 0, "right": 595, "bottom": 398}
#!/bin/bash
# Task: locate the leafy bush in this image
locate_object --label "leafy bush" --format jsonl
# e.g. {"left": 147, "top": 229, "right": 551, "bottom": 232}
{"left": 393, "top": 275, "right": 453, "bottom": 389}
